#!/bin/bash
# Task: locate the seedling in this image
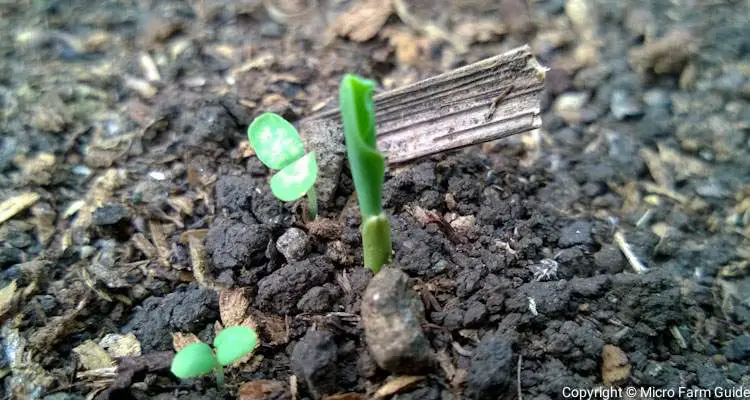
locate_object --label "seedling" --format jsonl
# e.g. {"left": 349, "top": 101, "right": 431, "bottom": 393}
{"left": 170, "top": 325, "right": 258, "bottom": 386}
{"left": 247, "top": 112, "right": 319, "bottom": 218}
{"left": 339, "top": 74, "right": 392, "bottom": 273}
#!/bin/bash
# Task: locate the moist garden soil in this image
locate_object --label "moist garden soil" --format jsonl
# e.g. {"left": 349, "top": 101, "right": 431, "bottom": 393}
{"left": 1, "top": 0, "right": 750, "bottom": 400}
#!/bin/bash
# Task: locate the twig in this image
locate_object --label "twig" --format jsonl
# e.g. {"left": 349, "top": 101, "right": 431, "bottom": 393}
{"left": 517, "top": 355, "right": 523, "bottom": 400}
{"left": 670, "top": 326, "right": 688, "bottom": 349}
{"left": 614, "top": 231, "right": 649, "bottom": 274}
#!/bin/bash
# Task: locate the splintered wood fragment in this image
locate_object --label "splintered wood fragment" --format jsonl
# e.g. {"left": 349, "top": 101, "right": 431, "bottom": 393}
{"left": 300, "top": 45, "right": 546, "bottom": 165}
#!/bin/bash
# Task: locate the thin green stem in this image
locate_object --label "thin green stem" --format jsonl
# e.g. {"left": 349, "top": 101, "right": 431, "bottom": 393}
{"left": 306, "top": 185, "right": 318, "bottom": 220}
{"left": 213, "top": 363, "right": 224, "bottom": 387}
{"left": 362, "top": 213, "right": 393, "bottom": 273}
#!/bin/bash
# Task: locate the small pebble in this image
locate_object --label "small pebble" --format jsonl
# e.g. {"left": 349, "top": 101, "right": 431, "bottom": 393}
{"left": 92, "top": 204, "right": 129, "bottom": 226}
{"left": 553, "top": 92, "right": 589, "bottom": 124}
{"left": 276, "top": 227, "right": 311, "bottom": 262}
{"left": 610, "top": 90, "right": 643, "bottom": 120}
{"left": 361, "top": 267, "right": 432, "bottom": 374}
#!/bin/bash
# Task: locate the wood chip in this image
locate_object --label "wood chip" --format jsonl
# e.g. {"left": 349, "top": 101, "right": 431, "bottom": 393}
{"left": 639, "top": 148, "right": 674, "bottom": 189}
{"left": 73, "top": 340, "right": 114, "bottom": 370}
{"left": 332, "top": 0, "right": 393, "bottom": 42}
{"left": 62, "top": 199, "right": 86, "bottom": 218}
{"left": 374, "top": 376, "right": 424, "bottom": 398}
{"left": 0, "top": 192, "right": 40, "bottom": 224}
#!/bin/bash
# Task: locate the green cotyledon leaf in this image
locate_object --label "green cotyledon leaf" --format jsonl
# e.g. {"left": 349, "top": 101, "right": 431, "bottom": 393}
{"left": 270, "top": 152, "right": 318, "bottom": 202}
{"left": 170, "top": 342, "right": 216, "bottom": 379}
{"left": 247, "top": 112, "right": 305, "bottom": 170}
{"left": 213, "top": 326, "right": 259, "bottom": 366}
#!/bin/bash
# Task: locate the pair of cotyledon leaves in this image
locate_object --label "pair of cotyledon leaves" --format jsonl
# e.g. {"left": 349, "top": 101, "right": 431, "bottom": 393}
{"left": 170, "top": 326, "right": 258, "bottom": 379}
{"left": 247, "top": 113, "right": 318, "bottom": 202}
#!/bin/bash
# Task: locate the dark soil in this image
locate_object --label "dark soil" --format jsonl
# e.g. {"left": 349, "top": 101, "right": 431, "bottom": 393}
{"left": 1, "top": 0, "right": 749, "bottom": 400}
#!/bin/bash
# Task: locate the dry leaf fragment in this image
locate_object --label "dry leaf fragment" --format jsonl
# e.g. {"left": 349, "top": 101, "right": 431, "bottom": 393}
{"left": 333, "top": 0, "right": 393, "bottom": 42}
{"left": 28, "top": 299, "right": 88, "bottom": 350}
{"left": 168, "top": 196, "right": 194, "bottom": 216}
{"left": 31, "top": 202, "right": 56, "bottom": 246}
{"left": 132, "top": 233, "right": 157, "bottom": 260}
{"left": 187, "top": 233, "right": 211, "bottom": 287}
{"left": 21, "top": 153, "right": 56, "bottom": 185}
{"left": 0, "top": 192, "right": 40, "bottom": 224}
{"left": 219, "top": 288, "right": 251, "bottom": 327}
{"left": 381, "top": 27, "right": 424, "bottom": 66}
{"left": 0, "top": 280, "right": 17, "bottom": 318}
{"left": 73, "top": 340, "right": 115, "bottom": 370}
{"left": 179, "top": 229, "right": 209, "bottom": 244}
{"left": 100, "top": 333, "right": 142, "bottom": 358}
{"left": 70, "top": 169, "right": 125, "bottom": 238}
{"left": 148, "top": 221, "right": 171, "bottom": 267}
{"left": 307, "top": 217, "right": 343, "bottom": 240}
{"left": 374, "top": 376, "right": 424, "bottom": 398}
{"left": 249, "top": 310, "right": 287, "bottom": 345}
{"left": 172, "top": 332, "right": 201, "bottom": 352}
{"left": 435, "top": 349, "right": 456, "bottom": 381}
{"left": 239, "top": 380, "right": 289, "bottom": 400}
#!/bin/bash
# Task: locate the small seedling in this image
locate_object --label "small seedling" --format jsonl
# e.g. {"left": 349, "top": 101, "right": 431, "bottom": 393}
{"left": 170, "top": 325, "right": 258, "bottom": 386}
{"left": 247, "top": 112, "right": 319, "bottom": 218}
{"left": 339, "top": 74, "right": 393, "bottom": 273}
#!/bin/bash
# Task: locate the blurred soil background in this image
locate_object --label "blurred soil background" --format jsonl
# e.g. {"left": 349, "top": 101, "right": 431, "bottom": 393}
{"left": 0, "top": 0, "right": 749, "bottom": 399}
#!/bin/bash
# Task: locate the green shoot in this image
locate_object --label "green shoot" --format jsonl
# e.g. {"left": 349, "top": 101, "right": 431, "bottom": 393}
{"left": 247, "top": 112, "right": 318, "bottom": 219}
{"left": 170, "top": 325, "right": 258, "bottom": 387}
{"left": 339, "top": 74, "right": 392, "bottom": 273}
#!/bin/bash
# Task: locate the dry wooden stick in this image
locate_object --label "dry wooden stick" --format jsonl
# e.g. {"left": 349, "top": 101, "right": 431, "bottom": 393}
{"left": 298, "top": 45, "right": 546, "bottom": 203}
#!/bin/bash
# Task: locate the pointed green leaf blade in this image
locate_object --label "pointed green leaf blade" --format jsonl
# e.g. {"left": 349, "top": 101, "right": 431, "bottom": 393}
{"left": 270, "top": 152, "right": 318, "bottom": 202}
{"left": 214, "top": 326, "right": 259, "bottom": 366}
{"left": 247, "top": 112, "right": 305, "bottom": 170}
{"left": 170, "top": 342, "right": 216, "bottom": 379}
{"left": 339, "top": 74, "right": 384, "bottom": 218}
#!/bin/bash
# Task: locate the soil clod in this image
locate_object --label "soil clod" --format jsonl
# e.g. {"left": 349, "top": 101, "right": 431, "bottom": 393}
{"left": 291, "top": 329, "right": 338, "bottom": 399}
{"left": 465, "top": 332, "right": 515, "bottom": 400}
